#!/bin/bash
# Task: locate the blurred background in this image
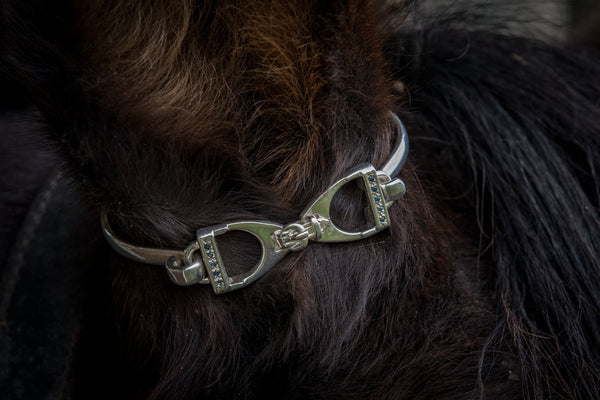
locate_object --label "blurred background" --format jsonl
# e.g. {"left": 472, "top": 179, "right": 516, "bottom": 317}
{"left": 570, "top": 0, "right": 600, "bottom": 23}
{"left": 419, "top": 0, "right": 600, "bottom": 36}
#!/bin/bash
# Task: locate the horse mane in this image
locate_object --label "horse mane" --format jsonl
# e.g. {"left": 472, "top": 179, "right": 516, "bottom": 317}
{"left": 389, "top": 11, "right": 600, "bottom": 397}
{"left": 2, "top": 1, "right": 599, "bottom": 399}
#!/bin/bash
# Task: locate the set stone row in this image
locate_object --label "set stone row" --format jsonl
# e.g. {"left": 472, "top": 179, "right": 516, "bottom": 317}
{"left": 203, "top": 240, "right": 225, "bottom": 288}
{"left": 367, "top": 173, "right": 387, "bottom": 224}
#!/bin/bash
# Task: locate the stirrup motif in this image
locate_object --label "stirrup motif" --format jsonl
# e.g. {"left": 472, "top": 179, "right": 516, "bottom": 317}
{"left": 101, "top": 111, "right": 409, "bottom": 294}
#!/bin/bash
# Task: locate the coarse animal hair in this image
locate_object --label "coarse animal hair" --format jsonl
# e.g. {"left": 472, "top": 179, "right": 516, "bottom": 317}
{"left": 1, "top": 0, "right": 599, "bottom": 399}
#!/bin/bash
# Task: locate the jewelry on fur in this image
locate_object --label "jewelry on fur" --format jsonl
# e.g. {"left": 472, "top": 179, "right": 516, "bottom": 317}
{"left": 102, "top": 111, "right": 409, "bottom": 294}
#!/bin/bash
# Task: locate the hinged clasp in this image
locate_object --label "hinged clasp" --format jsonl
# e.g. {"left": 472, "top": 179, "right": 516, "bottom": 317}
{"left": 273, "top": 215, "right": 329, "bottom": 251}
{"left": 165, "top": 241, "right": 210, "bottom": 286}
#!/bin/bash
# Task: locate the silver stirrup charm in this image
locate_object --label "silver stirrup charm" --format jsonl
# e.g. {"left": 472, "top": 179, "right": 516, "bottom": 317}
{"left": 101, "top": 111, "right": 409, "bottom": 294}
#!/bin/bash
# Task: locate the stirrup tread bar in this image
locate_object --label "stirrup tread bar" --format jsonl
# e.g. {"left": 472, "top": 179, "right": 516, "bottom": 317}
{"left": 101, "top": 111, "right": 409, "bottom": 294}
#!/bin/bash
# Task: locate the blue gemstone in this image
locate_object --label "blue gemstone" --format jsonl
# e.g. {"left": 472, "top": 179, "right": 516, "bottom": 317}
{"left": 374, "top": 196, "right": 381, "bottom": 202}
{"left": 213, "top": 270, "right": 221, "bottom": 277}
{"left": 204, "top": 243, "right": 211, "bottom": 250}
{"left": 377, "top": 206, "right": 384, "bottom": 212}
{"left": 379, "top": 216, "right": 386, "bottom": 223}
{"left": 210, "top": 261, "right": 218, "bottom": 268}
{"left": 207, "top": 251, "right": 214, "bottom": 258}
{"left": 371, "top": 186, "right": 378, "bottom": 193}
{"left": 368, "top": 176, "right": 375, "bottom": 182}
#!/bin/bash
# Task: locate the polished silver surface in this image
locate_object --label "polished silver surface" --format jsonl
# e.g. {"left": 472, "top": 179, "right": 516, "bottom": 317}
{"left": 101, "top": 111, "right": 410, "bottom": 294}
{"left": 381, "top": 111, "right": 409, "bottom": 178}
{"left": 299, "top": 164, "right": 392, "bottom": 242}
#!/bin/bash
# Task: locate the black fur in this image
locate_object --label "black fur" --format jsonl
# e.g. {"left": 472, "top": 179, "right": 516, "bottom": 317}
{"left": 390, "top": 15, "right": 600, "bottom": 398}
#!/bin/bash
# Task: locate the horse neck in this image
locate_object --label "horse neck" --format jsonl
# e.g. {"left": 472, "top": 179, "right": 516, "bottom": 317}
{"left": 13, "top": 1, "right": 505, "bottom": 397}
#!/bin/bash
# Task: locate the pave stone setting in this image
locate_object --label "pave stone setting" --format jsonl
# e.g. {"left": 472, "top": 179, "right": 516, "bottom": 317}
{"left": 365, "top": 170, "right": 390, "bottom": 229}
{"left": 198, "top": 236, "right": 229, "bottom": 293}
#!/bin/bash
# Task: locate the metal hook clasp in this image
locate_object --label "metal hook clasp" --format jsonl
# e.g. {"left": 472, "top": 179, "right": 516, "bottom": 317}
{"left": 194, "top": 221, "right": 288, "bottom": 294}
{"left": 300, "top": 164, "right": 406, "bottom": 243}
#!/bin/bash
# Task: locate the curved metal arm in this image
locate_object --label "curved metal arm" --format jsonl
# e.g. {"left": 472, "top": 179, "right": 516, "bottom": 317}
{"left": 381, "top": 111, "right": 409, "bottom": 178}
{"left": 101, "top": 213, "right": 184, "bottom": 265}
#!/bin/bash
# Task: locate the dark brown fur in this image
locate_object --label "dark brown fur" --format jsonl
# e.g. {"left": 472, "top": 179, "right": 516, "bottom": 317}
{"left": 76, "top": 0, "right": 396, "bottom": 198}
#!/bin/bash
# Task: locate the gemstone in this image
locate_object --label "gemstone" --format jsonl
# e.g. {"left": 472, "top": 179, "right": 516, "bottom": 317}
{"left": 377, "top": 206, "right": 384, "bottom": 212}
{"left": 379, "top": 216, "right": 386, "bottom": 222}
{"left": 374, "top": 196, "right": 381, "bottom": 202}
{"left": 368, "top": 176, "right": 375, "bottom": 182}
{"left": 204, "top": 243, "right": 211, "bottom": 250}
{"left": 371, "top": 186, "right": 378, "bottom": 193}
{"left": 213, "top": 270, "right": 221, "bottom": 277}
{"left": 216, "top": 281, "right": 223, "bottom": 287}
{"left": 207, "top": 251, "right": 214, "bottom": 258}
{"left": 210, "top": 261, "right": 218, "bottom": 268}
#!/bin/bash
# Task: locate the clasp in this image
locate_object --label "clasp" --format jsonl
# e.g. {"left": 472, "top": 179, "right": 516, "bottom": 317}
{"left": 273, "top": 215, "right": 329, "bottom": 251}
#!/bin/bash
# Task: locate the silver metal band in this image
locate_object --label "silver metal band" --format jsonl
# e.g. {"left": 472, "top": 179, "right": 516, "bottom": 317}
{"left": 381, "top": 111, "right": 409, "bottom": 178}
{"left": 101, "top": 111, "right": 409, "bottom": 294}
